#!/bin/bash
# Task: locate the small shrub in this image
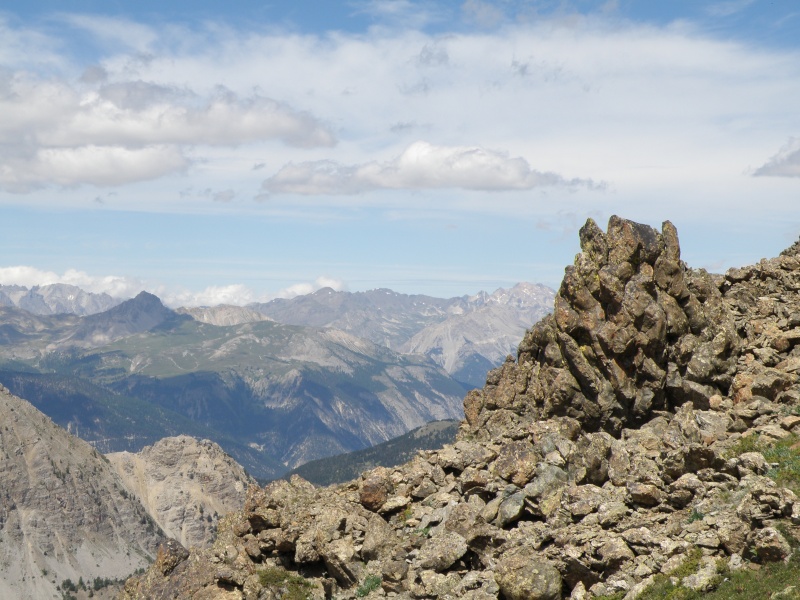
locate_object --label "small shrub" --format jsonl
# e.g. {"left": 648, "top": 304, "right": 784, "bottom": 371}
{"left": 687, "top": 508, "right": 704, "bottom": 523}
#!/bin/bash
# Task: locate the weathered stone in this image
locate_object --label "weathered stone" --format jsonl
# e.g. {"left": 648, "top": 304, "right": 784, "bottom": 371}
{"left": 492, "top": 440, "right": 540, "bottom": 486}
{"left": 494, "top": 546, "right": 562, "bottom": 600}
{"left": 360, "top": 468, "right": 392, "bottom": 511}
{"left": 416, "top": 531, "right": 468, "bottom": 572}
{"left": 750, "top": 527, "right": 792, "bottom": 562}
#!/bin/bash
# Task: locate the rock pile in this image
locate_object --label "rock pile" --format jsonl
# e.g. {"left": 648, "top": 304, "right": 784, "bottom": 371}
{"left": 119, "top": 216, "right": 800, "bottom": 600}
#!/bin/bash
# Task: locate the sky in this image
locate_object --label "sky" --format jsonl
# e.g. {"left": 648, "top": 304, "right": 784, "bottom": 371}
{"left": 1, "top": 0, "right": 800, "bottom": 306}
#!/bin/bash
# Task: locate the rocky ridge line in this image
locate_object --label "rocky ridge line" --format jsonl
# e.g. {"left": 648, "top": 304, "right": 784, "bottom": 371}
{"left": 120, "top": 216, "right": 800, "bottom": 600}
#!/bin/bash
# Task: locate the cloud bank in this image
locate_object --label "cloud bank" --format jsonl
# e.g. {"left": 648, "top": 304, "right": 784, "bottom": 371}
{"left": 261, "top": 141, "right": 596, "bottom": 195}
{"left": 0, "top": 266, "right": 345, "bottom": 307}
{"left": 0, "top": 70, "right": 335, "bottom": 191}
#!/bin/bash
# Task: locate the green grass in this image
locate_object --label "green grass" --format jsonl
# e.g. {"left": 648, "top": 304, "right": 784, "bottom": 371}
{"left": 725, "top": 433, "right": 800, "bottom": 494}
{"left": 599, "top": 525, "right": 800, "bottom": 600}
{"left": 355, "top": 575, "right": 382, "bottom": 597}
{"left": 257, "top": 567, "right": 313, "bottom": 600}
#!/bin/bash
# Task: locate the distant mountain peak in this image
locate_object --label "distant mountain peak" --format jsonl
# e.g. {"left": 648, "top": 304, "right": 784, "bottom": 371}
{"left": 66, "top": 291, "right": 181, "bottom": 347}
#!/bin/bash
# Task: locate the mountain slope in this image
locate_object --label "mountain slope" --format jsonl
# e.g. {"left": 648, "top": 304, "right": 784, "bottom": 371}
{"left": 0, "top": 385, "right": 165, "bottom": 600}
{"left": 253, "top": 283, "right": 554, "bottom": 386}
{"left": 81, "top": 318, "right": 466, "bottom": 469}
{"left": 177, "top": 304, "right": 272, "bottom": 326}
{"left": 66, "top": 291, "right": 186, "bottom": 347}
{"left": 0, "top": 297, "right": 467, "bottom": 478}
{"left": 287, "top": 419, "right": 459, "bottom": 486}
{"left": 107, "top": 436, "right": 257, "bottom": 549}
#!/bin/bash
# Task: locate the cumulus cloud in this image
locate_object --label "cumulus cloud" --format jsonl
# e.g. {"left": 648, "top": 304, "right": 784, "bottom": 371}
{"left": 0, "top": 145, "right": 189, "bottom": 190}
{"left": 0, "top": 266, "right": 146, "bottom": 298}
{"left": 0, "top": 71, "right": 335, "bottom": 191}
{"left": 261, "top": 141, "right": 596, "bottom": 195}
{"left": 0, "top": 266, "right": 347, "bottom": 308}
{"left": 753, "top": 138, "right": 800, "bottom": 178}
{"left": 275, "top": 277, "right": 347, "bottom": 299}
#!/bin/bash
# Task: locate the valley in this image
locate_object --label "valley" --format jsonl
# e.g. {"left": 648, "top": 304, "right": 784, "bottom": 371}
{"left": 0, "top": 283, "right": 551, "bottom": 479}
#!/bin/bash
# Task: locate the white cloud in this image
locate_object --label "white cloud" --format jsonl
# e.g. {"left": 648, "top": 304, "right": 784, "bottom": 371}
{"left": 0, "top": 266, "right": 347, "bottom": 307}
{"left": 0, "top": 266, "right": 146, "bottom": 298}
{"left": 754, "top": 138, "right": 800, "bottom": 178}
{"left": 0, "top": 11, "right": 798, "bottom": 222}
{"left": 275, "top": 277, "right": 347, "bottom": 299}
{"left": 0, "top": 67, "right": 335, "bottom": 192}
{"left": 0, "top": 145, "right": 189, "bottom": 190}
{"left": 261, "top": 141, "right": 596, "bottom": 194}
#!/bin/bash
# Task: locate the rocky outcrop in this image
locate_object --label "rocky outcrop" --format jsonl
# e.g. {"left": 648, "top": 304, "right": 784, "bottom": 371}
{"left": 0, "top": 385, "right": 164, "bottom": 600}
{"left": 119, "top": 216, "right": 800, "bottom": 600}
{"left": 108, "top": 436, "right": 257, "bottom": 549}
{"left": 464, "top": 216, "right": 739, "bottom": 439}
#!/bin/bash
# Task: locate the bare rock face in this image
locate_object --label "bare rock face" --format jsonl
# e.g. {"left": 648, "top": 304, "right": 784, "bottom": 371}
{"left": 119, "top": 217, "right": 800, "bottom": 600}
{"left": 177, "top": 305, "right": 272, "bottom": 327}
{"left": 108, "top": 436, "right": 257, "bottom": 549}
{"left": 0, "top": 386, "right": 164, "bottom": 600}
{"left": 465, "top": 216, "right": 740, "bottom": 439}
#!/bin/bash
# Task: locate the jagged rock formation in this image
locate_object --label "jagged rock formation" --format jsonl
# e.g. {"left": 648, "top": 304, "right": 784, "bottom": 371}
{"left": 0, "top": 385, "right": 164, "bottom": 600}
{"left": 107, "top": 436, "right": 257, "bottom": 549}
{"left": 0, "top": 283, "right": 121, "bottom": 316}
{"left": 118, "top": 216, "right": 800, "bottom": 599}
{"left": 466, "top": 216, "right": 740, "bottom": 437}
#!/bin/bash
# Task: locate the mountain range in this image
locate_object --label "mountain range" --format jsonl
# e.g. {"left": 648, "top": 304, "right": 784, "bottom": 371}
{"left": 120, "top": 216, "right": 800, "bottom": 600}
{"left": 252, "top": 282, "right": 554, "bottom": 387}
{"left": 0, "top": 283, "right": 552, "bottom": 478}
{"left": 0, "top": 293, "right": 463, "bottom": 478}
{"left": 0, "top": 283, "right": 119, "bottom": 316}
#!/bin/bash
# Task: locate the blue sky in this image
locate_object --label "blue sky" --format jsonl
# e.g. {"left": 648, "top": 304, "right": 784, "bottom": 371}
{"left": 2, "top": 0, "right": 800, "bottom": 306}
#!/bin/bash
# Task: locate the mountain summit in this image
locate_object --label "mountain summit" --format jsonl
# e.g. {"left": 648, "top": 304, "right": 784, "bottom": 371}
{"left": 121, "top": 216, "right": 800, "bottom": 600}
{"left": 66, "top": 291, "right": 184, "bottom": 346}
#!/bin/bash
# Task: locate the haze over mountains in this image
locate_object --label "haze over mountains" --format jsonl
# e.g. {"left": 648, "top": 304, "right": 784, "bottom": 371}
{"left": 0, "top": 282, "right": 553, "bottom": 479}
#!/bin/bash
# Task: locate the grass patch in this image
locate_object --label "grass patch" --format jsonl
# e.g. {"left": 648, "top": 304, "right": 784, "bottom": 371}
{"left": 613, "top": 540, "right": 800, "bottom": 600}
{"left": 355, "top": 574, "right": 382, "bottom": 597}
{"left": 724, "top": 433, "right": 800, "bottom": 494}
{"left": 257, "top": 567, "right": 313, "bottom": 600}
{"left": 724, "top": 433, "right": 761, "bottom": 458}
{"left": 762, "top": 437, "right": 800, "bottom": 494}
